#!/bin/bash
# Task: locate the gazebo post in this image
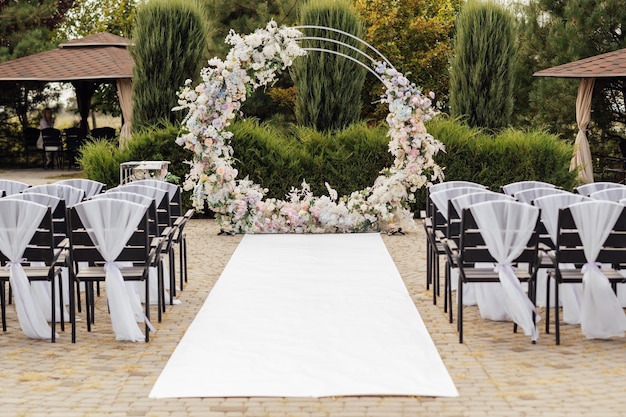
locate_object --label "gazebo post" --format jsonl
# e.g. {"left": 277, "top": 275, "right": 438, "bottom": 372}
{"left": 72, "top": 81, "right": 97, "bottom": 133}
{"left": 570, "top": 78, "right": 595, "bottom": 184}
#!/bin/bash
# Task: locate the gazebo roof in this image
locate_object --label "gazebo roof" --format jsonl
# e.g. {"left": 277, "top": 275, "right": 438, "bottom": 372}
{"left": 533, "top": 48, "right": 626, "bottom": 78}
{"left": 0, "top": 33, "right": 133, "bottom": 82}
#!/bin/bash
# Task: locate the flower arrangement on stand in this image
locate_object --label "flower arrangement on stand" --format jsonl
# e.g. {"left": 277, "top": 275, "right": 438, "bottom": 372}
{"left": 175, "top": 21, "right": 444, "bottom": 234}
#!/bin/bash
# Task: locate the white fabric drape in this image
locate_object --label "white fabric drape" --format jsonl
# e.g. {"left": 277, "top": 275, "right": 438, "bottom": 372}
{"left": 5, "top": 192, "right": 71, "bottom": 320}
{"left": 533, "top": 194, "right": 588, "bottom": 321}
{"left": 0, "top": 200, "right": 54, "bottom": 339}
{"left": 514, "top": 187, "right": 567, "bottom": 204}
{"left": 24, "top": 184, "right": 85, "bottom": 207}
{"left": 74, "top": 199, "right": 148, "bottom": 342}
{"left": 570, "top": 78, "right": 595, "bottom": 184}
{"left": 589, "top": 187, "right": 626, "bottom": 202}
{"left": 57, "top": 179, "right": 104, "bottom": 198}
{"left": 469, "top": 201, "right": 540, "bottom": 341}
{"left": 132, "top": 179, "right": 178, "bottom": 202}
{"left": 502, "top": 181, "right": 556, "bottom": 196}
{"left": 0, "top": 180, "right": 29, "bottom": 196}
{"left": 116, "top": 78, "right": 133, "bottom": 147}
{"left": 576, "top": 182, "right": 625, "bottom": 196}
{"left": 112, "top": 184, "right": 167, "bottom": 208}
{"left": 450, "top": 191, "right": 514, "bottom": 309}
{"left": 568, "top": 201, "right": 626, "bottom": 339}
{"left": 429, "top": 187, "right": 485, "bottom": 221}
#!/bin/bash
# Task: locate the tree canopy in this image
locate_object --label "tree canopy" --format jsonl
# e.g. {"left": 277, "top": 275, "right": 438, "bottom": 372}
{"left": 515, "top": 0, "right": 626, "bottom": 155}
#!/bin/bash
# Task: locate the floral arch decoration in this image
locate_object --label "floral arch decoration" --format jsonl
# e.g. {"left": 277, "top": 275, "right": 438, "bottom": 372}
{"left": 174, "top": 21, "right": 444, "bottom": 234}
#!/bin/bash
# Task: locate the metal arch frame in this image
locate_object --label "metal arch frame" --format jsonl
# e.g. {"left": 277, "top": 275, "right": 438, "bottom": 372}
{"left": 292, "top": 25, "right": 395, "bottom": 70}
{"left": 300, "top": 47, "right": 386, "bottom": 84}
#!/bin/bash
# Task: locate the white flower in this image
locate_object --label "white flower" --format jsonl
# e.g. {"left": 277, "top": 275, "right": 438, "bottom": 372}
{"left": 173, "top": 26, "right": 443, "bottom": 233}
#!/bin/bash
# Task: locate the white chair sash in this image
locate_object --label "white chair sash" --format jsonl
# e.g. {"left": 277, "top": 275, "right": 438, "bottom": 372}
{"left": 576, "top": 182, "right": 626, "bottom": 196}
{"left": 514, "top": 187, "right": 568, "bottom": 205}
{"left": 568, "top": 201, "right": 626, "bottom": 339}
{"left": 469, "top": 200, "right": 540, "bottom": 341}
{"left": 74, "top": 199, "right": 148, "bottom": 342}
{"left": 0, "top": 200, "right": 54, "bottom": 339}
{"left": 502, "top": 181, "right": 555, "bottom": 196}
{"left": 132, "top": 179, "right": 178, "bottom": 202}
{"left": 57, "top": 179, "right": 104, "bottom": 198}
{"left": 589, "top": 188, "right": 626, "bottom": 202}
{"left": 430, "top": 187, "right": 485, "bottom": 221}
{"left": 111, "top": 184, "right": 168, "bottom": 208}
{"left": 533, "top": 194, "right": 589, "bottom": 321}
{"left": 428, "top": 181, "right": 486, "bottom": 195}
{"left": 24, "top": 184, "right": 85, "bottom": 207}
{"left": 5, "top": 192, "right": 62, "bottom": 212}
{"left": 449, "top": 191, "right": 513, "bottom": 309}
{"left": 0, "top": 180, "right": 29, "bottom": 196}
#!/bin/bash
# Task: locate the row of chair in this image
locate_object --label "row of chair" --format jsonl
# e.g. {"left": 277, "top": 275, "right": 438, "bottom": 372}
{"left": 0, "top": 178, "right": 193, "bottom": 343}
{"left": 424, "top": 180, "right": 626, "bottom": 345}
{"left": 23, "top": 127, "right": 116, "bottom": 170}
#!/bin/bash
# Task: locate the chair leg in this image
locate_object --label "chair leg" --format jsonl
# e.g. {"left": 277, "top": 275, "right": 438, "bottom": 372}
{"left": 545, "top": 275, "right": 551, "bottom": 334}
{"left": 555, "top": 281, "right": 561, "bottom": 345}
{"left": 183, "top": 235, "right": 188, "bottom": 284}
{"left": 156, "top": 264, "right": 163, "bottom": 323}
{"left": 145, "top": 278, "right": 150, "bottom": 343}
{"left": 458, "top": 279, "right": 464, "bottom": 343}
{"left": 425, "top": 239, "right": 432, "bottom": 291}
{"left": 70, "top": 276, "right": 76, "bottom": 343}
{"left": 178, "top": 241, "right": 184, "bottom": 292}
{"left": 0, "top": 282, "right": 6, "bottom": 332}
{"left": 50, "top": 276, "right": 56, "bottom": 343}
{"left": 169, "top": 248, "right": 176, "bottom": 301}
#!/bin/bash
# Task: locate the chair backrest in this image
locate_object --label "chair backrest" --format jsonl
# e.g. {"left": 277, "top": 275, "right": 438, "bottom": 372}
{"left": 426, "top": 181, "right": 486, "bottom": 216}
{"left": 23, "top": 128, "right": 40, "bottom": 148}
{"left": 555, "top": 201, "right": 626, "bottom": 266}
{"left": 459, "top": 200, "right": 540, "bottom": 266}
{"left": 64, "top": 127, "right": 87, "bottom": 150}
{"left": 447, "top": 192, "right": 515, "bottom": 242}
{"left": 67, "top": 200, "right": 150, "bottom": 265}
{"left": 0, "top": 179, "right": 29, "bottom": 196}
{"left": 90, "top": 127, "right": 116, "bottom": 140}
{"left": 532, "top": 193, "right": 589, "bottom": 249}
{"left": 502, "top": 180, "right": 556, "bottom": 196}
{"left": 514, "top": 187, "right": 569, "bottom": 205}
{"left": 5, "top": 192, "right": 66, "bottom": 245}
{"left": 24, "top": 184, "right": 85, "bottom": 207}
{"left": 131, "top": 179, "right": 182, "bottom": 217}
{"left": 575, "top": 181, "right": 626, "bottom": 196}
{"left": 0, "top": 200, "right": 55, "bottom": 266}
{"left": 41, "top": 127, "right": 62, "bottom": 144}
{"left": 92, "top": 191, "right": 159, "bottom": 237}
{"left": 56, "top": 179, "right": 105, "bottom": 198}
{"left": 429, "top": 187, "right": 487, "bottom": 222}
{"left": 589, "top": 187, "right": 626, "bottom": 202}
{"left": 110, "top": 184, "right": 171, "bottom": 233}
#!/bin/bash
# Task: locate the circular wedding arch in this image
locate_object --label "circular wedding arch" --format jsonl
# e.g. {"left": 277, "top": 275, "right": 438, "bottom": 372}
{"left": 174, "top": 21, "right": 444, "bottom": 234}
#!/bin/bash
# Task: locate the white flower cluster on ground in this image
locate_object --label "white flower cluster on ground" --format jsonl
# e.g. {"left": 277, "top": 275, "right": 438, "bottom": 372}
{"left": 174, "top": 21, "right": 444, "bottom": 233}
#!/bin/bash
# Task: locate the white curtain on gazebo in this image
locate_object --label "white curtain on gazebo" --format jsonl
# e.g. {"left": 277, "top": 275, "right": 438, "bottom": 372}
{"left": 117, "top": 78, "right": 133, "bottom": 146}
{"left": 569, "top": 78, "right": 595, "bottom": 184}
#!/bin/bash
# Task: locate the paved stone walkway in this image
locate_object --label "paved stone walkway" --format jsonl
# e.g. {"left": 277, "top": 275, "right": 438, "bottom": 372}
{"left": 1, "top": 169, "right": 626, "bottom": 416}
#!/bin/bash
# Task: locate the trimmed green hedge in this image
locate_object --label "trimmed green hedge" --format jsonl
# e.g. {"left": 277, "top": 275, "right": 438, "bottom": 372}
{"left": 230, "top": 119, "right": 392, "bottom": 199}
{"left": 78, "top": 117, "right": 577, "bottom": 213}
{"left": 427, "top": 117, "right": 577, "bottom": 190}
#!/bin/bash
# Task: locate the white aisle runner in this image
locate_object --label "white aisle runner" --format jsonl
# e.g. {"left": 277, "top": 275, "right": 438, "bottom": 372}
{"left": 150, "top": 233, "right": 458, "bottom": 398}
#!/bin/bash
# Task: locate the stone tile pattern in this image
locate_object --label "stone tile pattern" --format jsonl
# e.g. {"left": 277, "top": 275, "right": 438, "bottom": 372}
{"left": 0, "top": 218, "right": 624, "bottom": 417}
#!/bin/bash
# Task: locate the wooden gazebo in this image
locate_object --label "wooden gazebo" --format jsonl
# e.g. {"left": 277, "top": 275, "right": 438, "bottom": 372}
{"left": 0, "top": 33, "right": 134, "bottom": 140}
{"left": 534, "top": 48, "right": 626, "bottom": 184}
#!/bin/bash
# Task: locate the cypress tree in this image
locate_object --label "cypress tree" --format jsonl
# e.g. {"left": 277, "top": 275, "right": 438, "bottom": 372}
{"left": 449, "top": 1, "right": 516, "bottom": 130}
{"left": 131, "top": 0, "right": 209, "bottom": 131}
{"left": 292, "top": 0, "right": 366, "bottom": 132}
